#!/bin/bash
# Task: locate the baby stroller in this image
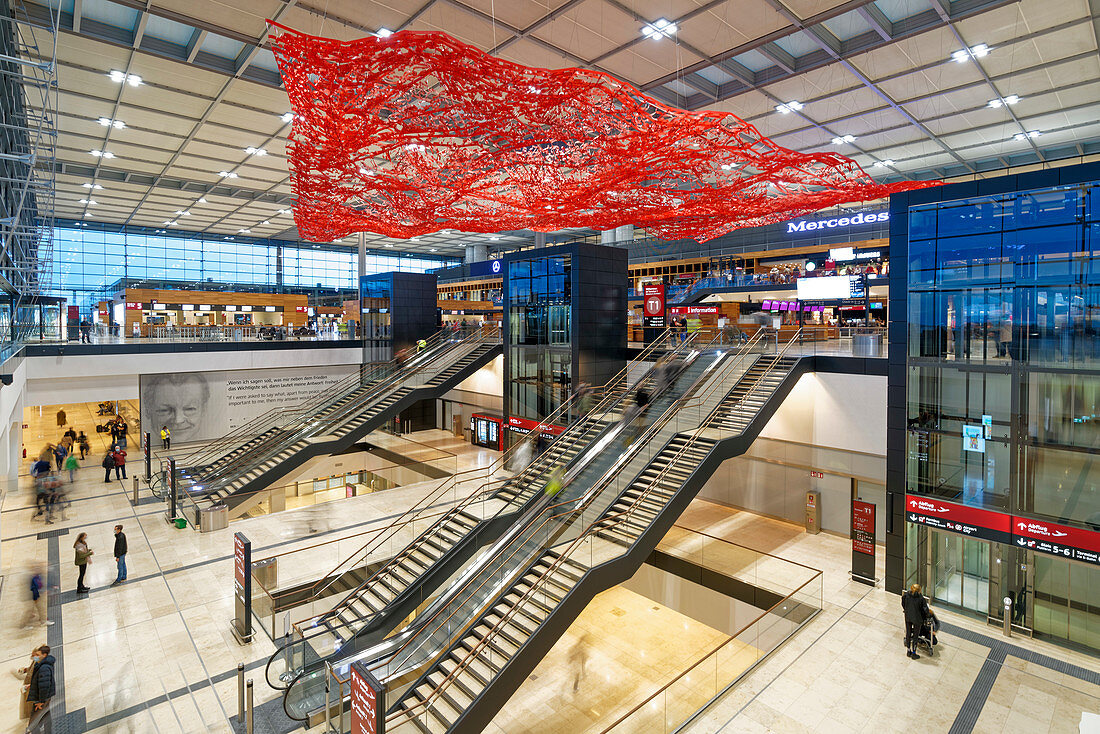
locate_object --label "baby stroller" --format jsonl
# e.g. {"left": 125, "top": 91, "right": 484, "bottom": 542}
{"left": 915, "top": 608, "right": 940, "bottom": 657}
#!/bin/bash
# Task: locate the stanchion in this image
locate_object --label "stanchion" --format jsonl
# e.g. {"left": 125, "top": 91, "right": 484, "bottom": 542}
{"left": 236, "top": 663, "right": 245, "bottom": 726}
{"left": 1003, "top": 597, "right": 1013, "bottom": 637}
{"left": 246, "top": 679, "right": 254, "bottom": 734}
{"left": 144, "top": 431, "right": 152, "bottom": 479}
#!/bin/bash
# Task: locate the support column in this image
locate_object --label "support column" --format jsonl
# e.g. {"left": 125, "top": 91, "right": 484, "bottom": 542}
{"left": 358, "top": 233, "right": 367, "bottom": 364}
{"left": 465, "top": 244, "right": 488, "bottom": 263}
{"left": 600, "top": 225, "right": 634, "bottom": 247}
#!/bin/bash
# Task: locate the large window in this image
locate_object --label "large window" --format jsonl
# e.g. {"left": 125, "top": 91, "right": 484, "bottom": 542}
{"left": 47, "top": 225, "right": 457, "bottom": 311}
{"left": 905, "top": 182, "right": 1100, "bottom": 528}
{"left": 507, "top": 255, "right": 572, "bottom": 421}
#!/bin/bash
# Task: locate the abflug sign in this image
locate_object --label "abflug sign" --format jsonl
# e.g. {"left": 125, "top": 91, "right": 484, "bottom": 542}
{"left": 786, "top": 210, "right": 889, "bottom": 234}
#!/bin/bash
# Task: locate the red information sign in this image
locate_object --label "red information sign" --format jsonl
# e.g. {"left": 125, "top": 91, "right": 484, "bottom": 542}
{"left": 905, "top": 495, "right": 1012, "bottom": 543}
{"left": 852, "top": 500, "right": 875, "bottom": 556}
{"left": 669, "top": 305, "right": 719, "bottom": 315}
{"left": 350, "top": 663, "right": 383, "bottom": 734}
{"left": 1012, "top": 517, "right": 1100, "bottom": 566}
{"left": 506, "top": 415, "right": 566, "bottom": 436}
{"left": 642, "top": 283, "right": 666, "bottom": 328}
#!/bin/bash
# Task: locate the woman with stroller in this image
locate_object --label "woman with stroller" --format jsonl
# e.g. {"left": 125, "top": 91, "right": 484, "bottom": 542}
{"left": 901, "top": 583, "right": 933, "bottom": 659}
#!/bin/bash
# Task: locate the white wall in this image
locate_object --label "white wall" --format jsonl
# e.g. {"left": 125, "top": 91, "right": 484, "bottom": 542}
{"left": 449, "top": 354, "right": 503, "bottom": 397}
{"left": 22, "top": 347, "right": 362, "bottom": 406}
{"left": 760, "top": 372, "right": 886, "bottom": 456}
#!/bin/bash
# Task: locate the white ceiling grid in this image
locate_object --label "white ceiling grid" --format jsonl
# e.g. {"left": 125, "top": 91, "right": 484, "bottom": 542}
{"left": 12, "top": 0, "right": 1100, "bottom": 256}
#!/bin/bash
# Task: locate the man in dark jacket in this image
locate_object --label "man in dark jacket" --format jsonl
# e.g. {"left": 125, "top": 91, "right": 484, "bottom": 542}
{"left": 112, "top": 524, "right": 128, "bottom": 586}
{"left": 26, "top": 644, "right": 55, "bottom": 711}
{"left": 901, "top": 583, "right": 930, "bottom": 659}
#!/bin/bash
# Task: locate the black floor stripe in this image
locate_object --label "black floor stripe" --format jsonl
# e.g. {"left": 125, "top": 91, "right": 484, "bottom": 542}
{"left": 940, "top": 621, "right": 1100, "bottom": 685}
{"left": 947, "top": 647, "right": 1006, "bottom": 734}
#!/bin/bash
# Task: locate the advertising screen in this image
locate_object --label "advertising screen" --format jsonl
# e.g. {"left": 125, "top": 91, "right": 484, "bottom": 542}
{"left": 797, "top": 275, "right": 861, "bottom": 301}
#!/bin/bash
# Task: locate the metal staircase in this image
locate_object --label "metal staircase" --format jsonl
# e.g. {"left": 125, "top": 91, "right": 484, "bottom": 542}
{"left": 381, "top": 333, "right": 807, "bottom": 734}
{"left": 173, "top": 328, "right": 501, "bottom": 516}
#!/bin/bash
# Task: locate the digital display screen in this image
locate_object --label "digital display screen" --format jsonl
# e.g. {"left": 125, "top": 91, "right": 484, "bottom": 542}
{"left": 797, "top": 275, "right": 862, "bottom": 301}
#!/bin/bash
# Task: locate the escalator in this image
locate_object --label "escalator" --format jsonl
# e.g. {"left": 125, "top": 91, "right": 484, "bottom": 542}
{"left": 376, "top": 334, "right": 809, "bottom": 733}
{"left": 173, "top": 327, "right": 501, "bottom": 517}
{"left": 270, "top": 332, "right": 705, "bottom": 717}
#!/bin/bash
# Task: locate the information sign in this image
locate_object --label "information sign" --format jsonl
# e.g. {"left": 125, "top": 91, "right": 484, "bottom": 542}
{"left": 1012, "top": 517, "right": 1100, "bottom": 566}
{"left": 642, "top": 283, "right": 666, "bottom": 328}
{"left": 233, "top": 532, "right": 252, "bottom": 640}
{"left": 350, "top": 662, "right": 385, "bottom": 734}
{"left": 851, "top": 500, "right": 876, "bottom": 584}
{"left": 904, "top": 495, "right": 1012, "bottom": 543}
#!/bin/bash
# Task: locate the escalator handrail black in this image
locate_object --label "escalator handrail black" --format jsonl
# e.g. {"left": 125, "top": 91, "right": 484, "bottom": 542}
{"left": 183, "top": 328, "right": 496, "bottom": 493}
{"left": 387, "top": 332, "right": 773, "bottom": 724}
{"left": 265, "top": 328, "right": 680, "bottom": 690}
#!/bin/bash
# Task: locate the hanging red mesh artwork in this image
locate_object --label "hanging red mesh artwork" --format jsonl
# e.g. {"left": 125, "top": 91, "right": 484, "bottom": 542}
{"left": 268, "top": 22, "right": 936, "bottom": 243}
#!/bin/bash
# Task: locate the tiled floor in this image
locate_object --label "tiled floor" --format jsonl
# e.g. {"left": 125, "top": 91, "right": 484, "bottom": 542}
{"left": 2, "top": 436, "right": 1097, "bottom": 734}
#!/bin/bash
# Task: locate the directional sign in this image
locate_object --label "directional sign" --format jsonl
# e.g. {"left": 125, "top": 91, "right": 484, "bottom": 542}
{"left": 904, "top": 495, "right": 1012, "bottom": 544}
{"left": 1012, "top": 517, "right": 1100, "bottom": 567}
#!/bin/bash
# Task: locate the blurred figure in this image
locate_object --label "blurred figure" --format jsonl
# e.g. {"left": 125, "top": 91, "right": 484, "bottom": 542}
{"left": 510, "top": 439, "right": 534, "bottom": 474}
{"left": 20, "top": 566, "right": 52, "bottom": 629}
{"left": 64, "top": 451, "right": 79, "bottom": 483}
{"left": 575, "top": 382, "right": 594, "bottom": 415}
{"left": 76, "top": 431, "right": 90, "bottom": 460}
{"left": 568, "top": 634, "right": 590, "bottom": 693}
{"left": 543, "top": 466, "right": 564, "bottom": 498}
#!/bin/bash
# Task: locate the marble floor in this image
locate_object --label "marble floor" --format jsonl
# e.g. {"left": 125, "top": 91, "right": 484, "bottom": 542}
{"left": 1, "top": 435, "right": 1097, "bottom": 734}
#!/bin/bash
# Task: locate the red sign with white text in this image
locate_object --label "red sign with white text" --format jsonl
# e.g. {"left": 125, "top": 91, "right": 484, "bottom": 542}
{"left": 642, "top": 283, "right": 666, "bottom": 328}
{"left": 1012, "top": 517, "right": 1100, "bottom": 566}
{"left": 852, "top": 500, "right": 876, "bottom": 556}
{"left": 506, "top": 415, "right": 566, "bottom": 436}
{"left": 670, "top": 305, "right": 719, "bottom": 315}
{"left": 349, "top": 663, "right": 380, "bottom": 734}
{"left": 905, "top": 495, "right": 1012, "bottom": 543}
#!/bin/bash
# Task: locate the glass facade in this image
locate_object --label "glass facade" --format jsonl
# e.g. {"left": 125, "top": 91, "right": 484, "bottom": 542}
{"left": 902, "top": 181, "right": 1100, "bottom": 650}
{"left": 47, "top": 225, "right": 456, "bottom": 312}
{"left": 506, "top": 255, "right": 572, "bottom": 423}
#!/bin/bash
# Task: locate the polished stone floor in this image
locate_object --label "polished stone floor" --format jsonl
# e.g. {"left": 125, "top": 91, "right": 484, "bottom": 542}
{"left": 1, "top": 433, "right": 1097, "bottom": 734}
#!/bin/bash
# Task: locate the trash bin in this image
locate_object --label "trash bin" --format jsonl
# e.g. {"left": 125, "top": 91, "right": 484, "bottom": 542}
{"left": 173, "top": 517, "right": 187, "bottom": 529}
{"left": 199, "top": 504, "right": 229, "bottom": 532}
{"left": 852, "top": 332, "right": 882, "bottom": 357}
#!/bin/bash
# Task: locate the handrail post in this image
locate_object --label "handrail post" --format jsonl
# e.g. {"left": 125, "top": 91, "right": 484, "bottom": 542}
{"left": 245, "top": 679, "right": 254, "bottom": 734}
{"left": 236, "top": 663, "right": 245, "bottom": 726}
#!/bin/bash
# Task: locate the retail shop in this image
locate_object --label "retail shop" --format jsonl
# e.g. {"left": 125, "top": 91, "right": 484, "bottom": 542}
{"left": 101, "top": 288, "right": 308, "bottom": 337}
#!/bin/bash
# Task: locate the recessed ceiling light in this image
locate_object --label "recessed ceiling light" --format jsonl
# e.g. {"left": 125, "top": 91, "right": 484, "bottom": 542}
{"left": 988, "top": 95, "right": 1020, "bottom": 109}
{"left": 376, "top": 28, "right": 393, "bottom": 38}
{"left": 177, "top": 210, "right": 191, "bottom": 216}
{"left": 410, "top": 237, "right": 420, "bottom": 241}
{"left": 81, "top": 183, "right": 102, "bottom": 189}
{"left": 277, "top": 208, "right": 291, "bottom": 215}
{"left": 385, "top": 243, "right": 394, "bottom": 247}
{"left": 281, "top": 112, "right": 295, "bottom": 123}
{"left": 831, "top": 134, "right": 856, "bottom": 145}
{"left": 429, "top": 248, "right": 437, "bottom": 252}
{"left": 79, "top": 199, "right": 97, "bottom": 205}
{"left": 238, "top": 228, "right": 251, "bottom": 234}
{"left": 97, "top": 117, "right": 126, "bottom": 129}
{"left": 197, "top": 197, "right": 207, "bottom": 204}
{"left": 218, "top": 171, "right": 238, "bottom": 178}
{"left": 261, "top": 220, "right": 270, "bottom": 225}
{"left": 244, "top": 146, "right": 267, "bottom": 156}
{"left": 1014, "top": 130, "right": 1040, "bottom": 141}
{"left": 775, "top": 101, "right": 803, "bottom": 114}
{"left": 873, "top": 160, "right": 895, "bottom": 168}
{"left": 489, "top": 236, "right": 500, "bottom": 241}
{"left": 107, "top": 70, "right": 142, "bottom": 86}
{"left": 89, "top": 149, "right": 115, "bottom": 158}
{"left": 952, "top": 43, "right": 989, "bottom": 63}
{"left": 641, "top": 18, "right": 677, "bottom": 40}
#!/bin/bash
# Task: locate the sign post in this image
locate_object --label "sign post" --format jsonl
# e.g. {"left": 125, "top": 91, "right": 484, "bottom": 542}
{"left": 350, "top": 661, "right": 385, "bottom": 734}
{"left": 232, "top": 532, "right": 253, "bottom": 643}
{"left": 167, "top": 458, "right": 178, "bottom": 524}
{"left": 143, "top": 431, "right": 151, "bottom": 480}
{"left": 642, "top": 282, "right": 666, "bottom": 343}
{"left": 851, "top": 500, "right": 876, "bottom": 585}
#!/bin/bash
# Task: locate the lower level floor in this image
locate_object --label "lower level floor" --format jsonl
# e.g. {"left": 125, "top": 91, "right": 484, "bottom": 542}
{"left": 0, "top": 429, "right": 1096, "bottom": 733}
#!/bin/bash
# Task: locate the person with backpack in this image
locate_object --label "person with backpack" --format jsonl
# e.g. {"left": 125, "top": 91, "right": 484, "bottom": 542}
{"left": 52, "top": 442, "right": 67, "bottom": 472}
{"left": 102, "top": 451, "right": 115, "bottom": 483}
{"left": 30, "top": 459, "right": 51, "bottom": 517}
{"left": 23, "top": 644, "right": 55, "bottom": 717}
{"left": 160, "top": 426, "right": 171, "bottom": 450}
{"left": 110, "top": 445, "right": 127, "bottom": 480}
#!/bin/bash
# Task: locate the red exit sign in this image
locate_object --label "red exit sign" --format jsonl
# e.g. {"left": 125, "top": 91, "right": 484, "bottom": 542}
{"left": 810, "top": 471, "right": 824, "bottom": 479}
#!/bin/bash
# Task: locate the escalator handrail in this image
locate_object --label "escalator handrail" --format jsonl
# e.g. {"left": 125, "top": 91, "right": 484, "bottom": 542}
{"left": 386, "top": 331, "right": 772, "bottom": 722}
{"left": 374, "top": 333, "right": 730, "bottom": 684}
{"left": 175, "top": 326, "right": 476, "bottom": 469}
{"left": 267, "top": 330, "right": 683, "bottom": 687}
{"left": 183, "top": 327, "right": 496, "bottom": 491}
{"left": 283, "top": 328, "right": 682, "bottom": 638}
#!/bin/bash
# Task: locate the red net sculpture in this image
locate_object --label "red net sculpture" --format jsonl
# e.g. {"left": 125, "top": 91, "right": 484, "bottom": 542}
{"left": 269, "top": 22, "right": 935, "bottom": 243}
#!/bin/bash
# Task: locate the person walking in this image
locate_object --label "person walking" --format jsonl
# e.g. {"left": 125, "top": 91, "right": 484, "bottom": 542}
{"left": 115, "top": 417, "right": 129, "bottom": 450}
{"left": 52, "top": 441, "right": 67, "bottom": 472}
{"left": 901, "top": 583, "right": 930, "bottom": 659}
{"left": 110, "top": 445, "right": 127, "bottom": 480}
{"left": 63, "top": 451, "right": 79, "bottom": 483}
{"left": 23, "top": 645, "right": 55, "bottom": 721}
{"left": 55, "top": 408, "right": 66, "bottom": 428}
{"left": 102, "top": 450, "right": 115, "bottom": 483}
{"left": 20, "top": 567, "right": 52, "bottom": 629}
{"left": 160, "top": 425, "right": 171, "bottom": 450}
{"left": 74, "top": 533, "right": 92, "bottom": 593}
{"left": 111, "top": 525, "right": 128, "bottom": 587}
{"left": 77, "top": 431, "right": 90, "bottom": 459}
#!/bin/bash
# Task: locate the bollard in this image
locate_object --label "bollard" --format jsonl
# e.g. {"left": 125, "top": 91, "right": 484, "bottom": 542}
{"left": 1003, "top": 596, "right": 1013, "bottom": 638}
{"left": 246, "top": 679, "right": 254, "bottom": 734}
{"left": 236, "top": 663, "right": 245, "bottom": 726}
{"left": 132, "top": 477, "right": 140, "bottom": 504}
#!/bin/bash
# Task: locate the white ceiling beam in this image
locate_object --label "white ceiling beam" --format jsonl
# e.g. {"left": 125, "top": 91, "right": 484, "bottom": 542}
{"left": 185, "top": 29, "right": 207, "bottom": 64}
